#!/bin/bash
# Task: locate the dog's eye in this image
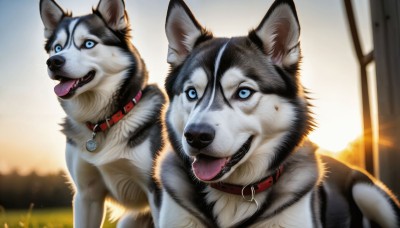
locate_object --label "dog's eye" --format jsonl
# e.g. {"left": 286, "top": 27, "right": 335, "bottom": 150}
{"left": 236, "top": 88, "right": 254, "bottom": 100}
{"left": 54, "top": 44, "right": 63, "bottom": 53}
{"left": 83, "top": 40, "right": 97, "bottom": 49}
{"left": 185, "top": 88, "right": 198, "bottom": 101}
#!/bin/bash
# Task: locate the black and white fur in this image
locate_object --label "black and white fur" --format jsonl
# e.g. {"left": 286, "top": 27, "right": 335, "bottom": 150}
{"left": 158, "top": 0, "right": 400, "bottom": 227}
{"left": 40, "top": 0, "right": 165, "bottom": 227}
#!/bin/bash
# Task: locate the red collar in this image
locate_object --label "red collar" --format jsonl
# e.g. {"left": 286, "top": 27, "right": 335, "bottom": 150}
{"left": 86, "top": 90, "right": 143, "bottom": 132}
{"left": 210, "top": 165, "right": 284, "bottom": 196}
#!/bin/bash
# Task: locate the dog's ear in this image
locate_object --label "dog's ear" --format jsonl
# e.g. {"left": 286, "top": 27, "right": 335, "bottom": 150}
{"left": 165, "top": 0, "right": 212, "bottom": 66}
{"left": 252, "top": 0, "right": 300, "bottom": 68}
{"left": 96, "top": 0, "right": 128, "bottom": 31}
{"left": 40, "top": 0, "right": 66, "bottom": 39}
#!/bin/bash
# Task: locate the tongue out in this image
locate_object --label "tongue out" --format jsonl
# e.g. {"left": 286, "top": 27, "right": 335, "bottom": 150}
{"left": 192, "top": 155, "right": 228, "bottom": 181}
{"left": 54, "top": 79, "right": 77, "bottom": 97}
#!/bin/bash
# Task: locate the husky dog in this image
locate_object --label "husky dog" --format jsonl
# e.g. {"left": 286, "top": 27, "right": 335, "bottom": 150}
{"left": 40, "top": 0, "right": 165, "bottom": 227}
{"left": 158, "top": 0, "right": 400, "bottom": 227}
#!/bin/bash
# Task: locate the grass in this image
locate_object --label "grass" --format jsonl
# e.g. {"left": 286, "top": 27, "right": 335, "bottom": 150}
{"left": 0, "top": 206, "right": 116, "bottom": 228}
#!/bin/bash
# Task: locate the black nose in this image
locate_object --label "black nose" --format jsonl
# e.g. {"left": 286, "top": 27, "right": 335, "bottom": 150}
{"left": 184, "top": 124, "right": 215, "bottom": 149}
{"left": 46, "top": 55, "right": 65, "bottom": 71}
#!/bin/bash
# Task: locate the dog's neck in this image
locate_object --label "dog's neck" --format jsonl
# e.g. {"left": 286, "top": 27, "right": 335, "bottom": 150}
{"left": 85, "top": 90, "right": 143, "bottom": 133}
{"left": 210, "top": 165, "right": 283, "bottom": 196}
{"left": 203, "top": 140, "right": 321, "bottom": 227}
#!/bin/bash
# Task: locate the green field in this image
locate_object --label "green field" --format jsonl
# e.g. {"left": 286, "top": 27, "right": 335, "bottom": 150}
{"left": 0, "top": 208, "right": 116, "bottom": 228}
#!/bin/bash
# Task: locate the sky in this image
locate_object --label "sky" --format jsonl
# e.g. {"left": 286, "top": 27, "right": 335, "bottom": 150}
{"left": 0, "top": 0, "right": 373, "bottom": 174}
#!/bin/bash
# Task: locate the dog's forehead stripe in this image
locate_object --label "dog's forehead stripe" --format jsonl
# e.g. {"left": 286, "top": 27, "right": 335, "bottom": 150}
{"left": 205, "top": 41, "right": 229, "bottom": 111}
{"left": 65, "top": 19, "right": 79, "bottom": 49}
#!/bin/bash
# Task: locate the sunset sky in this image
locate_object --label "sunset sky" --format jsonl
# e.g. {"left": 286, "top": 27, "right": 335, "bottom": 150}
{"left": 0, "top": 0, "right": 372, "bottom": 174}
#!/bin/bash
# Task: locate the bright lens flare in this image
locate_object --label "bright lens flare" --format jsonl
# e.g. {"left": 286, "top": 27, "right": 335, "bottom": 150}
{"left": 309, "top": 126, "right": 362, "bottom": 153}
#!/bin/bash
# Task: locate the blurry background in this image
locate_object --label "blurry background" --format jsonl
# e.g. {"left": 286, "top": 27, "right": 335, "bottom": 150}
{"left": 0, "top": 0, "right": 384, "bottom": 226}
{"left": 0, "top": 0, "right": 372, "bottom": 174}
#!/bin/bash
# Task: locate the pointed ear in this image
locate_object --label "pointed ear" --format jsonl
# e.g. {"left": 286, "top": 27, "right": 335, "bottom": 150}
{"left": 96, "top": 0, "right": 128, "bottom": 31}
{"left": 165, "top": 0, "right": 211, "bottom": 66}
{"left": 254, "top": 0, "right": 300, "bottom": 68}
{"left": 40, "top": 0, "right": 66, "bottom": 39}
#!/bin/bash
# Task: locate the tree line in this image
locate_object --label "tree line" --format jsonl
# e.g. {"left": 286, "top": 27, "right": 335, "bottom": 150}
{"left": 0, "top": 138, "right": 363, "bottom": 211}
{"left": 0, "top": 171, "right": 73, "bottom": 209}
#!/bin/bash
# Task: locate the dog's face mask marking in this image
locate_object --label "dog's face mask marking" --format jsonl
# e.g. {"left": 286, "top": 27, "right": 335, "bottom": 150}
{"left": 40, "top": 0, "right": 131, "bottom": 99}
{"left": 165, "top": 0, "right": 305, "bottom": 183}
{"left": 168, "top": 40, "right": 296, "bottom": 182}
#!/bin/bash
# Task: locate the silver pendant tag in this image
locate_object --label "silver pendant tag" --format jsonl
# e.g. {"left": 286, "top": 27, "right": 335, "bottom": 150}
{"left": 86, "top": 132, "right": 98, "bottom": 152}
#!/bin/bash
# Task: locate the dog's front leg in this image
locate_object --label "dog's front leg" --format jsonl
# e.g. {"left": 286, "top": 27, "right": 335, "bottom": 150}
{"left": 73, "top": 189, "right": 107, "bottom": 228}
{"left": 66, "top": 144, "right": 108, "bottom": 228}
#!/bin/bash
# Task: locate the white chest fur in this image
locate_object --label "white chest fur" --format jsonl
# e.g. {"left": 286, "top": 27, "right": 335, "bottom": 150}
{"left": 208, "top": 189, "right": 314, "bottom": 228}
{"left": 254, "top": 192, "right": 314, "bottom": 228}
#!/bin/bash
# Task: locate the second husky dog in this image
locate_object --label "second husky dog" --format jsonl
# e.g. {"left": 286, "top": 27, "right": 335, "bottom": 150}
{"left": 158, "top": 0, "right": 400, "bottom": 227}
{"left": 40, "top": 0, "right": 165, "bottom": 227}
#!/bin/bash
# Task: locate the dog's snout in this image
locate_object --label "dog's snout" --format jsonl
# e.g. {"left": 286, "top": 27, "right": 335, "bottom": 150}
{"left": 184, "top": 124, "right": 215, "bottom": 149}
{"left": 46, "top": 55, "right": 65, "bottom": 71}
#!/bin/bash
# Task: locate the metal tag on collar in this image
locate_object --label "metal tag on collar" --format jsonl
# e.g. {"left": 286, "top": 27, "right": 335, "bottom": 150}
{"left": 242, "top": 184, "right": 259, "bottom": 212}
{"left": 86, "top": 125, "right": 99, "bottom": 152}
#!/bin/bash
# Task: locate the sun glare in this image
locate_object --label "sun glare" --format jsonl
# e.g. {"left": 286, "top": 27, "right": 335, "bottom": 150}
{"left": 309, "top": 124, "right": 362, "bottom": 153}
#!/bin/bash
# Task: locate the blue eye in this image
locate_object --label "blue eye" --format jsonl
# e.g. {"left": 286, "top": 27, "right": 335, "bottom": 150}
{"left": 54, "top": 44, "right": 62, "bottom": 53}
{"left": 84, "top": 40, "right": 96, "bottom": 49}
{"left": 186, "top": 88, "right": 198, "bottom": 101}
{"left": 237, "top": 88, "right": 253, "bottom": 100}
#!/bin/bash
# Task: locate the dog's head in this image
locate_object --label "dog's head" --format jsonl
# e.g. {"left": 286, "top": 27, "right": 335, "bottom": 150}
{"left": 165, "top": 0, "right": 313, "bottom": 184}
{"left": 40, "top": 0, "right": 136, "bottom": 99}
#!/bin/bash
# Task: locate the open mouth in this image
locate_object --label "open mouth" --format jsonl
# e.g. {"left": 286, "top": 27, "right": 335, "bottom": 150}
{"left": 192, "top": 136, "right": 253, "bottom": 182}
{"left": 53, "top": 70, "right": 95, "bottom": 98}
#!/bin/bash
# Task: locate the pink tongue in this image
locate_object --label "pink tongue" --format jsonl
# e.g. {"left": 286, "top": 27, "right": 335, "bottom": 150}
{"left": 192, "top": 156, "right": 228, "bottom": 181}
{"left": 54, "top": 79, "right": 77, "bottom": 97}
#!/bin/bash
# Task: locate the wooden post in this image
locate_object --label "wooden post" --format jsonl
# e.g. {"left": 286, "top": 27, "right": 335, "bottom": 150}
{"left": 344, "top": 0, "right": 374, "bottom": 174}
{"left": 370, "top": 0, "right": 400, "bottom": 197}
